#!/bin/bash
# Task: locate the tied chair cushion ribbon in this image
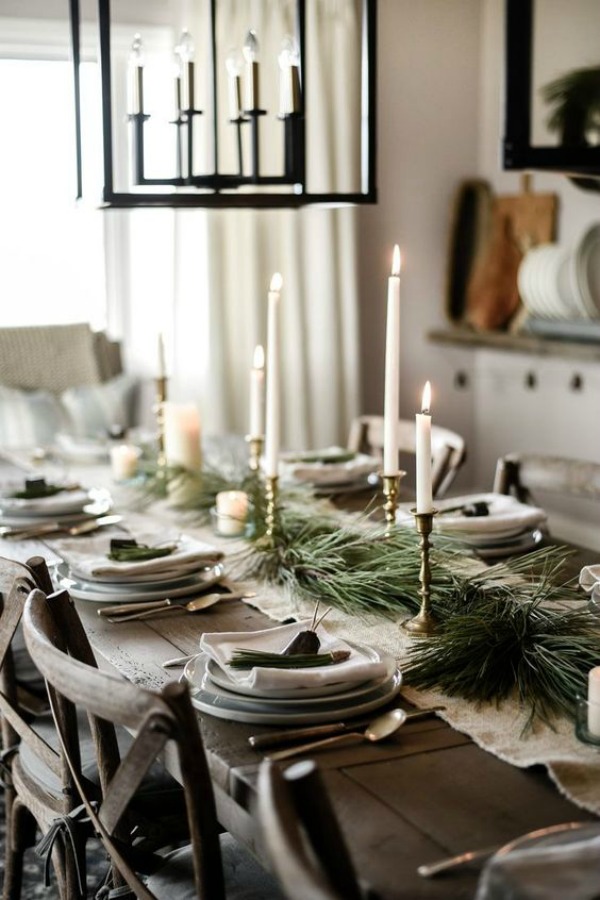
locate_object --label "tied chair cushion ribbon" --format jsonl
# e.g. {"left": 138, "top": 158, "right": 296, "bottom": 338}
{"left": 35, "top": 801, "right": 93, "bottom": 895}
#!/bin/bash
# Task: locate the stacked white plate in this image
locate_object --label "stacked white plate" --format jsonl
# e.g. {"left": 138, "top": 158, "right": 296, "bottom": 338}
{"left": 52, "top": 531, "right": 226, "bottom": 603}
{"left": 281, "top": 447, "right": 380, "bottom": 493}
{"left": 184, "top": 622, "right": 402, "bottom": 725}
{"left": 0, "top": 482, "right": 112, "bottom": 529}
{"left": 54, "top": 560, "right": 226, "bottom": 603}
{"left": 518, "top": 227, "right": 600, "bottom": 322}
{"left": 396, "top": 493, "right": 547, "bottom": 560}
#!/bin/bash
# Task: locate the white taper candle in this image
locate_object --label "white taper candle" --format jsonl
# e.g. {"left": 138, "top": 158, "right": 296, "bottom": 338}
{"left": 416, "top": 381, "right": 433, "bottom": 514}
{"left": 264, "top": 274, "right": 282, "bottom": 478}
{"left": 383, "top": 245, "right": 401, "bottom": 474}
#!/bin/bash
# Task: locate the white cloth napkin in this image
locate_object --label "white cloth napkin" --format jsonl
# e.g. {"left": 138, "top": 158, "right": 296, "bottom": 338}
{"left": 53, "top": 531, "right": 223, "bottom": 581}
{"left": 475, "top": 831, "right": 600, "bottom": 900}
{"left": 200, "top": 620, "right": 389, "bottom": 691}
{"left": 579, "top": 565, "right": 600, "bottom": 594}
{"left": 396, "top": 493, "right": 547, "bottom": 537}
{"left": 281, "top": 447, "right": 379, "bottom": 486}
{"left": 0, "top": 485, "right": 91, "bottom": 515}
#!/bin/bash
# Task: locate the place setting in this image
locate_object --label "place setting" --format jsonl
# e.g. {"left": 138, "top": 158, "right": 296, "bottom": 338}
{"left": 51, "top": 528, "right": 226, "bottom": 605}
{"left": 0, "top": 474, "right": 114, "bottom": 539}
{"left": 396, "top": 491, "right": 548, "bottom": 560}
{"left": 280, "top": 447, "right": 381, "bottom": 495}
{"left": 180, "top": 608, "right": 403, "bottom": 726}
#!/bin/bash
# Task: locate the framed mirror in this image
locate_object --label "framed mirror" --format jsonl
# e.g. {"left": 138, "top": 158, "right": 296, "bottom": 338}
{"left": 504, "top": 0, "right": 600, "bottom": 181}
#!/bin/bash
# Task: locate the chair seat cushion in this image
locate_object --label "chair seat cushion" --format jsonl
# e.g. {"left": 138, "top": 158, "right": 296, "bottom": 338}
{"left": 146, "top": 834, "right": 284, "bottom": 900}
{"left": 18, "top": 712, "right": 184, "bottom": 818}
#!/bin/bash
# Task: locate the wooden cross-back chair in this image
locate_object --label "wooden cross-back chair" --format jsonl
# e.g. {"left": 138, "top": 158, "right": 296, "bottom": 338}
{"left": 493, "top": 453, "right": 600, "bottom": 505}
{"left": 258, "top": 759, "right": 374, "bottom": 900}
{"left": 0, "top": 554, "right": 92, "bottom": 900}
{"left": 22, "top": 587, "right": 284, "bottom": 900}
{"left": 347, "top": 415, "right": 466, "bottom": 498}
{"left": 0, "top": 556, "right": 188, "bottom": 900}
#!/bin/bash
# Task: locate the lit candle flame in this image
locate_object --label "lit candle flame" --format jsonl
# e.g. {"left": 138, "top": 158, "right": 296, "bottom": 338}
{"left": 253, "top": 344, "right": 265, "bottom": 369}
{"left": 421, "top": 381, "right": 431, "bottom": 414}
{"left": 392, "top": 244, "right": 401, "bottom": 277}
{"left": 270, "top": 272, "right": 283, "bottom": 292}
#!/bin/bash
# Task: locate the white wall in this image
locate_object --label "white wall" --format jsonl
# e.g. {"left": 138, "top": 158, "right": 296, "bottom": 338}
{"left": 357, "top": 0, "right": 482, "bottom": 490}
{"left": 357, "top": 0, "right": 600, "bottom": 548}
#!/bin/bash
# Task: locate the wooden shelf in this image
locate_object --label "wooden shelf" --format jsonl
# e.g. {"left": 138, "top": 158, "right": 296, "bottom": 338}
{"left": 428, "top": 326, "right": 600, "bottom": 363}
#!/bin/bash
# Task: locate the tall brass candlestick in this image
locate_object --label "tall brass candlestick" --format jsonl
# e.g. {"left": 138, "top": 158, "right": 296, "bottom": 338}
{"left": 402, "top": 509, "right": 438, "bottom": 636}
{"left": 245, "top": 434, "right": 264, "bottom": 473}
{"left": 381, "top": 471, "right": 405, "bottom": 533}
{"left": 264, "top": 475, "right": 280, "bottom": 543}
{"left": 154, "top": 376, "right": 168, "bottom": 483}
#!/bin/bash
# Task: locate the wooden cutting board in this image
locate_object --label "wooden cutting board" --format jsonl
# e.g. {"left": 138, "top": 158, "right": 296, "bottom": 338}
{"left": 494, "top": 174, "right": 558, "bottom": 251}
{"left": 464, "top": 175, "right": 559, "bottom": 330}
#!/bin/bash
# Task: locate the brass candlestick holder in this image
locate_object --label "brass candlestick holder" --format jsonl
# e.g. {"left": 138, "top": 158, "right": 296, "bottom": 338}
{"left": 402, "top": 508, "right": 438, "bottom": 636}
{"left": 154, "top": 376, "right": 168, "bottom": 490}
{"left": 245, "top": 434, "right": 264, "bottom": 473}
{"left": 381, "top": 471, "right": 405, "bottom": 533}
{"left": 264, "top": 475, "right": 280, "bottom": 543}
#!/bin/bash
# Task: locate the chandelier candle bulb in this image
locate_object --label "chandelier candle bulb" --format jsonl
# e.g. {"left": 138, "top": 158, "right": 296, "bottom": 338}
{"left": 588, "top": 667, "right": 600, "bottom": 736}
{"left": 178, "top": 29, "right": 195, "bottom": 109}
{"left": 215, "top": 491, "right": 249, "bottom": 536}
{"left": 129, "top": 34, "right": 144, "bottom": 115}
{"left": 416, "top": 381, "right": 433, "bottom": 514}
{"left": 249, "top": 344, "right": 265, "bottom": 437}
{"left": 243, "top": 30, "right": 260, "bottom": 109}
{"left": 226, "top": 50, "right": 243, "bottom": 119}
{"left": 383, "top": 245, "right": 401, "bottom": 475}
{"left": 265, "top": 274, "right": 282, "bottom": 478}
{"left": 163, "top": 402, "right": 202, "bottom": 473}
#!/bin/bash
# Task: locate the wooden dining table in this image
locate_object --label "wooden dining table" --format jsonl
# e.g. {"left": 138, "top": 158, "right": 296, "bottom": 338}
{"left": 2, "top": 456, "right": 599, "bottom": 900}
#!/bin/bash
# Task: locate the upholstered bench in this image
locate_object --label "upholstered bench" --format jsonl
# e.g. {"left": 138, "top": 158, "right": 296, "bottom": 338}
{"left": 0, "top": 323, "right": 138, "bottom": 449}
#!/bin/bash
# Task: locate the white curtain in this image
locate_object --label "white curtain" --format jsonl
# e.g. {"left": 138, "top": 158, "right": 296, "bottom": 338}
{"left": 108, "top": 0, "right": 362, "bottom": 449}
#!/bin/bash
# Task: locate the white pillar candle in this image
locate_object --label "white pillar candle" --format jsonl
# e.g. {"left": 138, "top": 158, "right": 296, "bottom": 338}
{"left": 110, "top": 444, "right": 140, "bottom": 481}
{"left": 163, "top": 402, "right": 202, "bottom": 472}
{"left": 215, "top": 490, "right": 249, "bottom": 536}
{"left": 416, "top": 381, "right": 433, "bottom": 514}
{"left": 588, "top": 667, "right": 600, "bottom": 736}
{"left": 264, "top": 274, "right": 282, "bottom": 478}
{"left": 383, "top": 245, "right": 401, "bottom": 475}
{"left": 249, "top": 344, "right": 265, "bottom": 437}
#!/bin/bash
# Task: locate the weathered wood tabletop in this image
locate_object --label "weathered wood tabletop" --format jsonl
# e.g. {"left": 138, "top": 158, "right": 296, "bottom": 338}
{"left": 63, "top": 543, "right": 600, "bottom": 900}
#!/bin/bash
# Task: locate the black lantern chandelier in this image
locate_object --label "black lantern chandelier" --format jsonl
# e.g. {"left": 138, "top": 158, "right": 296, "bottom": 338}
{"left": 69, "top": 0, "right": 377, "bottom": 208}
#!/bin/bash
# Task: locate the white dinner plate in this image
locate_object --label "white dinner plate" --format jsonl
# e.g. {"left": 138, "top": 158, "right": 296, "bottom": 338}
{"left": 204, "top": 648, "right": 397, "bottom": 701}
{"left": 0, "top": 494, "right": 113, "bottom": 528}
{"left": 185, "top": 654, "right": 403, "bottom": 725}
{"left": 474, "top": 529, "right": 544, "bottom": 560}
{"left": 54, "top": 562, "right": 225, "bottom": 603}
{"left": 68, "top": 559, "right": 217, "bottom": 586}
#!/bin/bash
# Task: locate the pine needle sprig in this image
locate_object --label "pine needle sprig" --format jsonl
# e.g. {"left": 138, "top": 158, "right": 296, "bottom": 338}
{"left": 404, "top": 566, "right": 600, "bottom": 729}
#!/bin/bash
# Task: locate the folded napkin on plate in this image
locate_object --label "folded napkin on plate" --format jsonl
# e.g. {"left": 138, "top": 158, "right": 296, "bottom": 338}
{"left": 0, "top": 486, "right": 90, "bottom": 514}
{"left": 53, "top": 531, "right": 223, "bottom": 580}
{"left": 579, "top": 565, "right": 600, "bottom": 594}
{"left": 475, "top": 832, "right": 600, "bottom": 900}
{"left": 396, "top": 493, "right": 546, "bottom": 536}
{"left": 281, "top": 447, "right": 379, "bottom": 486}
{"left": 200, "top": 620, "right": 389, "bottom": 691}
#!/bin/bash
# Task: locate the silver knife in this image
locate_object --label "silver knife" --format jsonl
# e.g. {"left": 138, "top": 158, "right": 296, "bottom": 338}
{"left": 0, "top": 513, "right": 122, "bottom": 541}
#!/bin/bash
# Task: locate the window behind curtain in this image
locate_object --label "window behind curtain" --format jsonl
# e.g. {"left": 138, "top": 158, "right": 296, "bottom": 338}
{"left": 0, "top": 56, "right": 106, "bottom": 329}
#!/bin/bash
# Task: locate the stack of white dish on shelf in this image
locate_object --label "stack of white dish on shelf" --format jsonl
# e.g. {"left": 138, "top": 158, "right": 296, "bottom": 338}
{"left": 0, "top": 479, "right": 112, "bottom": 532}
{"left": 396, "top": 493, "right": 548, "bottom": 560}
{"left": 52, "top": 532, "right": 225, "bottom": 603}
{"left": 518, "top": 223, "right": 600, "bottom": 325}
{"left": 184, "top": 621, "right": 402, "bottom": 725}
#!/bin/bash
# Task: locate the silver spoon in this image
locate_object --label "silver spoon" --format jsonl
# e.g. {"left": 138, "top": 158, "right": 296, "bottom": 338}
{"left": 266, "top": 708, "right": 408, "bottom": 761}
{"left": 103, "top": 591, "right": 255, "bottom": 623}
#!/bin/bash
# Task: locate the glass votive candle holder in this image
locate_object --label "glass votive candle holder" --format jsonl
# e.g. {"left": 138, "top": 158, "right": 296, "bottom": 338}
{"left": 575, "top": 696, "right": 600, "bottom": 748}
{"left": 213, "top": 491, "right": 249, "bottom": 537}
{"left": 110, "top": 444, "right": 142, "bottom": 481}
